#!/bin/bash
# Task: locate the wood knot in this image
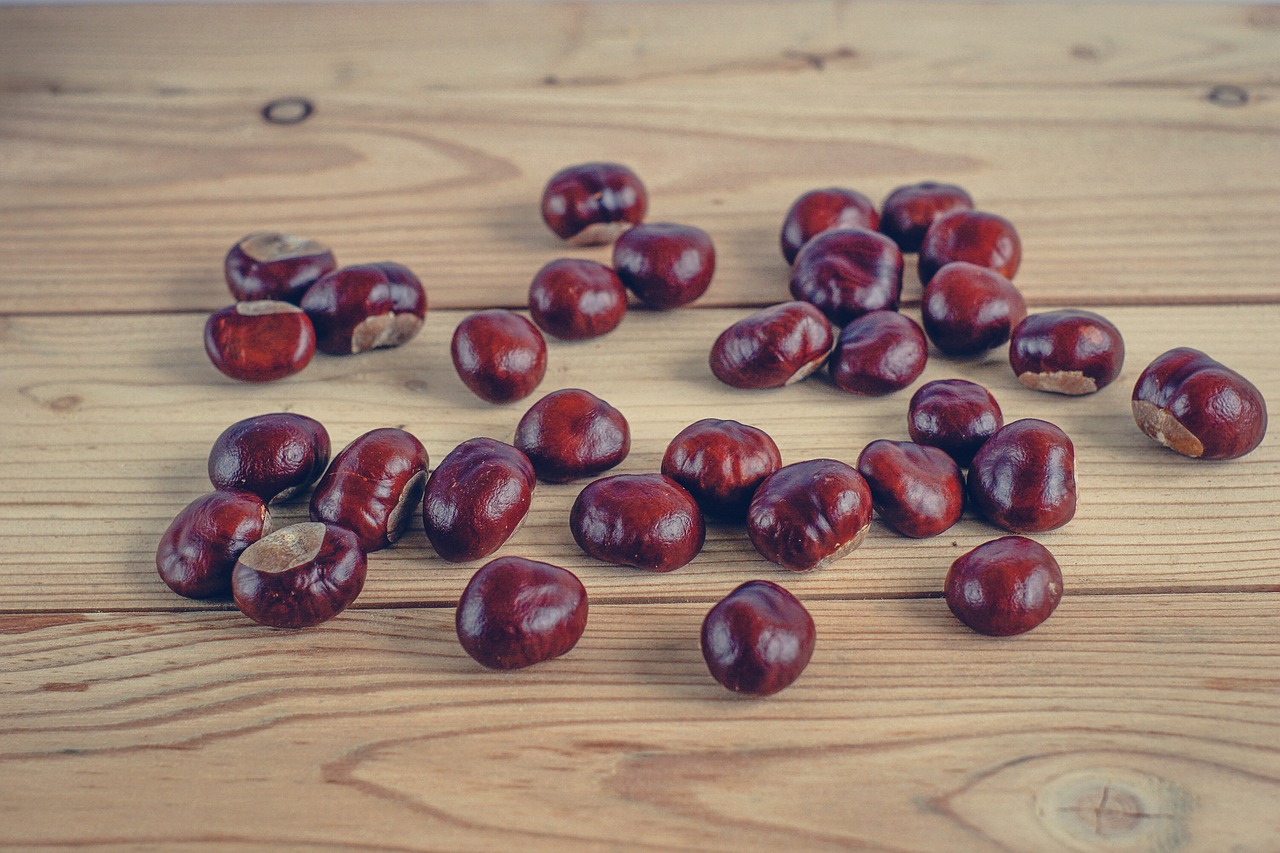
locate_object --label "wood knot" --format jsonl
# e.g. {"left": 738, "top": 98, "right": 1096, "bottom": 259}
{"left": 1206, "top": 85, "right": 1249, "bottom": 107}
{"left": 48, "top": 394, "right": 82, "bottom": 412}
{"left": 1035, "top": 768, "right": 1190, "bottom": 849}
{"left": 261, "top": 96, "right": 315, "bottom": 125}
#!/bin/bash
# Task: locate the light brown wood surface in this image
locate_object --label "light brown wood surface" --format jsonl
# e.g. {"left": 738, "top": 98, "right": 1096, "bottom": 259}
{"left": 1, "top": 2, "right": 1278, "bottom": 851}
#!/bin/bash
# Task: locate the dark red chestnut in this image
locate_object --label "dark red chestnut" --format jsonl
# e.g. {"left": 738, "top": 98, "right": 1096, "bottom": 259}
{"left": 456, "top": 557, "right": 588, "bottom": 670}
{"left": 423, "top": 438, "right": 536, "bottom": 563}
{"left": 1010, "top": 309, "right": 1125, "bottom": 395}
{"left": 856, "top": 440, "right": 964, "bottom": 538}
{"left": 208, "top": 413, "right": 330, "bottom": 503}
{"left": 232, "top": 522, "right": 366, "bottom": 629}
{"left": 921, "top": 261, "right": 1027, "bottom": 358}
{"left": 1132, "top": 347, "right": 1267, "bottom": 460}
{"left": 612, "top": 222, "right": 715, "bottom": 310}
{"left": 661, "top": 419, "right": 782, "bottom": 521}
{"left": 528, "top": 258, "right": 627, "bottom": 341}
{"left": 156, "top": 490, "right": 270, "bottom": 599}
{"left": 746, "top": 459, "right": 872, "bottom": 571}
{"left": 309, "top": 427, "right": 429, "bottom": 552}
{"left": 701, "top": 580, "right": 815, "bottom": 696}
{"left": 879, "top": 182, "right": 974, "bottom": 253}
{"left": 945, "top": 536, "right": 1063, "bottom": 636}
{"left": 828, "top": 310, "right": 927, "bottom": 396}
{"left": 919, "top": 209, "right": 1021, "bottom": 285}
{"left": 709, "top": 302, "right": 834, "bottom": 389}
{"left": 300, "top": 262, "right": 427, "bottom": 355}
{"left": 968, "top": 419, "right": 1076, "bottom": 533}
{"left": 780, "top": 187, "right": 879, "bottom": 265}
{"left": 789, "top": 227, "right": 903, "bottom": 326}
{"left": 204, "top": 301, "right": 316, "bottom": 382}
{"left": 514, "top": 389, "right": 630, "bottom": 483}
{"left": 224, "top": 232, "right": 336, "bottom": 303}
{"left": 908, "top": 379, "right": 1003, "bottom": 467}
{"left": 541, "top": 162, "right": 648, "bottom": 246}
{"left": 570, "top": 474, "right": 705, "bottom": 572}
{"left": 451, "top": 310, "right": 548, "bottom": 404}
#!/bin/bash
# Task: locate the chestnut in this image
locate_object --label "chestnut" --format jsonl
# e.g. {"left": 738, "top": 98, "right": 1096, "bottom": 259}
{"left": 208, "top": 413, "right": 330, "bottom": 503}
{"left": 203, "top": 301, "right": 316, "bottom": 382}
{"left": 828, "top": 310, "right": 927, "bottom": 396}
{"left": 779, "top": 187, "right": 879, "bottom": 265}
{"left": 661, "top": 419, "right": 782, "bottom": 521}
{"left": 709, "top": 302, "right": 835, "bottom": 389}
{"left": 232, "top": 522, "right": 366, "bottom": 629}
{"left": 514, "top": 389, "right": 630, "bottom": 483}
{"left": 1132, "top": 347, "right": 1267, "bottom": 460}
{"left": 918, "top": 209, "right": 1021, "bottom": 285}
{"left": 224, "top": 232, "right": 336, "bottom": 303}
{"left": 541, "top": 162, "right": 648, "bottom": 246}
{"left": 968, "top": 419, "right": 1076, "bottom": 533}
{"left": 788, "top": 227, "right": 903, "bottom": 325}
{"left": 908, "top": 379, "right": 1003, "bottom": 467}
{"left": 156, "top": 490, "right": 270, "bottom": 599}
{"left": 456, "top": 557, "right": 588, "bottom": 670}
{"left": 570, "top": 474, "right": 705, "bottom": 572}
{"left": 612, "top": 222, "right": 716, "bottom": 310}
{"left": 451, "top": 310, "right": 548, "bottom": 404}
{"left": 423, "top": 438, "right": 536, "bottom": 563}
{"left": 300, "top": 262, "right": 427, "bottom": 355}
{"left": 309, "top": 427, "right": 429, "bottom": 552}
{"left": 856, "top": 440, "right": 964, "bottom": 539}
{"left": 879, "top": 182, "right": 974, "bottom": 253}
{"left": 747, "top": 459, "right": 872, "bottom": 571}
{"left": 528, "top": 258, "right": 627, "bottom": 341}
{"left": 701, "top": 580, "right": 815, "bottom": 696}
{"left": 1009, "top": 309, "right": 1125, "bottom": 395}
{"left": 945, "top": 536, "right": 1063, "bottom": 636}
{"left": 921, "top": 261, "right": 1027, "bottom": 358}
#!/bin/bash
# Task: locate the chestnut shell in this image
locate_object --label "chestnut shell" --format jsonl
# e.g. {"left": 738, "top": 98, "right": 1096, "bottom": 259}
{"left": 661, "top": 419, "right": 782, "bottom": 521}
{"left": 701, "top": 580, "right": 816, "bottom": 696}
{"left": 570, "top": 474, "right": 706, "bottom": 572}
{"left": 967, "top": 419, "right": 1077, "bottom": 533}
{"left": 456, "top": 557, "right": 589, "bottom": 670}
{"left": 528, "top": 258, "right": 627, "bottom": 341}
{"left": 945, "top": 536, "right": 1063, "bottom": 636}
{"left": 208, "top": 412, "right": 330, "bottom": 503}
{"left": 746, "top": 459, "right": 872, "bottom": 571}
{"left": 423, "top": 438, "right": 536, "bottom": 563}
{"left": 203, "top": 301, "right": 316, "bottom": 383}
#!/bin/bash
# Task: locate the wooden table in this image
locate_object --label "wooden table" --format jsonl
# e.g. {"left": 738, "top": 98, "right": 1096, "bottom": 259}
{"left": 2, "top": 2, "right": 1278, "bottom": 849}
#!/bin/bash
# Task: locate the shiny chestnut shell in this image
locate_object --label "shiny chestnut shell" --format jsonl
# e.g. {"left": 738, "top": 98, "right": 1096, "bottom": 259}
{"left": 224, "top": 232, "right": 336, "bottom": 303}
{"left": 921, "top": 261, "right": 1027, "bottom": 358}
{"left": 527, "top": 258, "right": 627, "bottom": 341}
{"left": 570, "top": 474, "right": 706, "bottom": 572}
{"left": 945, "top": 536, "right": 1063, "bottom": 636}
{"left": 156, "top": 490, "right": 270, "bottom": 599}
{"left": 456, "top": 557, "right": 588, "bottom": 670}
{"left": 968, "top": 419, "right": 1076, "bottom": 533}
{"left": 779, "top": 187, "right": 879, "bottom": 265}
{"left": 541, "top": 162, "right": 648, "bottom": 246}
{"left": 232, "top": 522, "right": 366, "bottom": 629}
{"left": 613, "top": 222, "right": 716, "bottom": 310}
{"left": 451, "top": 310, "right": 548, "bottom": 404}
{"left": 208, "top": 413, "right": 330, "bottom": 503}
{"left": 661, "top": 419, "right": 783, "bottom": 521}
{"left": 746, "top": 459, "right": 872, "bottom": 571}
{"left": 908, "top": 379, "right": 1003, "bottom": 467}
{"left": 789, "top": 227, "right": 903, "bottom": 326}
{"left": 709, "top": 302, "right": 835, "bottom": 389}
{"left": 879, "top": 182, "right": 974, "bottom": 253}
{"left": 828, "top": 310, "right": 928, "bottom": 396}
{"left": 309, "top": 427, "right": 429, "bottom": 552}
{"left": 204, "top": 301, "right": 316, "bottom": 382}
{"left": 701, "top": 580, "right": 816, "bottom": 696}
{"left": 300, "top": 262, "right": 427, "bottom": 355}
{"left": 1010, "top": 310, "right": 1125, "bottom": 395}
{"left": 919, "top": 209, "right": 1022, "bottom": 285}
{"left": 514, "top": 389, "right": 630, "bottom": 483}
{"left": 856, "top": 440, "right": 964, "bottom": 539}
{"left": 423, "top": 438, "right": 536, "bottom": 563}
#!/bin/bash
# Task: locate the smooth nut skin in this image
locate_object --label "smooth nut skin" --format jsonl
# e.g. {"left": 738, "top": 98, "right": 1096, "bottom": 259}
{"left": 514, "top": 389, "right": 630, "bottom": 484}
{"left": 541, "top": 162, "right": 648, "bottom": 246}
{"left": 156, "top": 490, "right": 270, "bottom": 599}
{"left": 232, "top": 522, "right": 366, "bottom": 629}
{"left": 968, "top": 419, "right": 1077, "bottom": 533}
{"left": 309, "top": 427, "right": 429, "bottom": 552}
{"left": 300, "top": 262, "right": 427, "bottom": 355}
{"left": 456, "top": 557, "right": 588, "bottom": 670}
{"left": 789, "top": 227, "right": 904, "bottom": 326}
{"left": 921, "top": 261, "right": 1027, "bottom": 358}
{"left": 423, "top": 438, "right": 536, "bottom": 563}
{"left": 570, "top": 474, "right": 706, "bottom": 572}
{"left": 945, "top": 536, "right": 1063, "bottom": 636}
{"left": 919, "top": 209, "right": 1022, "bottom": 285}
{"left": 661, "top": 419, "right": 782, "bottom": 522}
{"left": 451, "top": 310, "right": 548, "bottom": 404}
{"left": 224, "top": 232, "right": 336, "bottom": 303}
{"left": 746, "top": 459, "right": 872, "bottom": 571}
{"left": 528, "top": 258, "right": 627, "bottom": 341}
{"left": 879, "top": 182, "right": 975, "bottom": 253}
{"left": 828, "top": 310, "right": 928, "bottom": 396}
{"left": 908, "top": 379, "right": 1003, "bottom": 467}
{"left": 1132, "top": 347, "right": 1267, "bottom": 460}
{"left": 780, "top": 187, "right": 879, "bottom": 265}
{"left": 612, "top": 222, "right": 716, "bottom": 310}
{"left": 709, "top": 302, "right": 835, "bottom": 389}
{"left": 204, "top": 301, "right": 316, "bottom": 382}
{"left": 208, "top": 413, "right": 330, "bottom": 503}
{"left": 857, "top": 440, "right": 965, "bottom": 539}
{"left": 1010, "top": 309, "right": 1125, "bottom": 395}
{"left": 701, "top": 580, "right": 815, "bottom": 696}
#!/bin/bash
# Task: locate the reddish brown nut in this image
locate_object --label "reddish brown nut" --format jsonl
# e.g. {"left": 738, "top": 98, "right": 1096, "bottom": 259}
{"left": 661, "top": 419, "right": 782, "bottom": 521}
{"left": 1009, "top": 309, "right": 1125, "bottom": 395}
{"left": 779, "top": 187, "right": 879, "bottom": 265}
{"left": 231, "top": 522, "right": 366, "bottom": 629}
{"left": 709, "top": 302, "right": 835, "bottom": 389}
{"left": 746, "top": 459, "right": 872, "bottom": 571}
{"left": 450, "top": 310, "right": 548, "bottom": 404}
{"left": 921, "top": 261, "right": 1027, "bottom": 358}
{"left": 919, "top": 209, "right": 1021, "bottom": 285}
{"left": 828, "top": 310, "right": 928, "bottom": 396}
{"left": 541, "top": 162, "right": 648, "bottom": 246}
{"left": 309, "top": 427, "right": 429, "bottom": 552}
{"left": 207, "top": 413, "right": 330, "bottom": 503}
{"left": 857, "top": 440, "right": 964, "bottom": 538}
{"left": 224, "top": 232, "right": 336, "bottom": 303}
{"left": 879, "top": 182, "right": 975, "bottom": 253}
{"left": 945, "top": 536, "right": 1063, "bottom": 636}
{"left": 514, "top": 389, "right": 630, "bottom": 483}
{"left": 613, "top": 222, "right": 716, "bottom": 310}
{"left": 423, "top": 438, "right": 536, "bottom": 563}
{"left": 701, "top": 580, "right": 815, "bottom": 696}
{"left": 908, "top": 379, "right": 1003, "bottom": 467}
{"left": 156, "top": 490, "right": 270, "bottom": 599}
{"left": 456, "top": 557, "right": 588, "bottom": 670}
{"left": 204, "top": 301, "right": 316, "bottom": 382}
{"left": 788, "top": 227, "right": 903, "bottom": 326}
{"left": 968, "top": 419, "right": 1076, "bottom": 533}
{"left": 1132, "top": 347, "right": 1267, "bottom": 460}
{"left": 528, "top": 258, "right": 627, "bottom": 341}
{"left": 300, "top": 262, "right": 427, "bottom": 355}
{"left": 571, "top": 474, "right": 705, "bottom": 572}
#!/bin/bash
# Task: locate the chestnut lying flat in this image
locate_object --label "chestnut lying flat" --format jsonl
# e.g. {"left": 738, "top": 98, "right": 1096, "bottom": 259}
{"left": 204, "top": 301, "right": 315, "bottom": 383}
{"left": 945, "top": 536, "right": 1063, "bottom": 636}
{"left": 920, "top": 261, "right": 1026, "bottom": 358}
{"left": 570, "top": 474, "right": 706, "bottom": 572}
{"left": 156, "top": 490, "right": 270, "bottom": 599}
{"left": 528, "top": 258, "right": 628, "bottom": 341}
{"left": 613, "top": 222, "right": 716, "bottom": 310}
{"left": 908, "top": 379, "right": 1003, "bottom": 467}
{"left": 310, "top": 427, "right": 429, "bottom": 552}
{"left": 779, "top": 187, "right": 879, "bottom": 265}
{"left": 709, "top": 302, "right": 835, "bottom": 389}
{"left": 456, "top": 557, "right": 588, "bottom": 670}
{"left": 208, "top": 413, "right": 330, "bottom": 504}
{"left": 301, "top": 262, "right": 427, "bottom": 355}
{"left": 968, "top": 419, "right": 1077, "bottom": 534}
{"left": 232, "top": 522, "right": 366, "bottom": 629}
{"left": 515, "top": 388, "right": 630, "bottom": 483}
{"left": 918, "top": 209, "right": 1021, "bottom": 285}
{"left": 828, "top": 310, "right": 928, "bottom": 396}
{"left": 1010, "top": 309, "right": 1125, "bottom": 395}
{"left": 747, "top": 459, "right": 872, "bottom": 571}
{"left": 423, "top": 438, "right": 536, "bottom": 564}
{"left": 451, "top": 309, "right": 547, "bottom": 404}
{"left": 789, "top": 226, "right": 903, "bottom": 326}
{"left": 702, "top": 580, "right": 816, "bottom": 696}
{"left": 879, "top": 181, "right": 974, "bottom": 253}
{"left": 224, "top": 231, "right": 336, "bottom": 304}
{"left": 857, "top": 440, "right": 964, "bottom": 539}
{"left": 661, "top": 419, "right": 782, "bottom": 522}
{"left": 541, "top": 162, "right": 647, "bottom": 246}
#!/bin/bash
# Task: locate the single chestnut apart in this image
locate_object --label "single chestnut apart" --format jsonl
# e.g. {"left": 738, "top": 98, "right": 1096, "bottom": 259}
{"left": 661, "top": 419, "right": 782, "bottom": 521}
{"left": 908, "top": 379, "right": 1003, "bottom": 467}
{"left": 879, "top": 182, "right": 974, "bottom": 253}
{"left": 709, "top": 302, "right": 834, "bottom": 389}
{"left": 310, "top": 427, "right": 429, "bottom": 552}
{"left": 423, "top": 438, "right": 536, "bottom": 563}
{"left": 300, "top": 262, "right": 427, "bottom": 355}
{"left": 232, "top": 522, "right": 367, "bottom": 629}
{"left": 156, "top": 490, "right": 270, "bottom": 599}
{"left": 208, "top": 413, "right": 330, "bottom": 503}
{"left": 968, "top": 419, "right": 1077, "bottom": 533}
{"left": 541, "top": 162, "right": 648, "bottom": 246}
{"left": 828, "top": 310, "right": 928, "bottom": 396}
{"left": 856, "top": 440, "right": 964, "bottom": 539}
{"left": 779, "top": 187, "right": 879, "bottom": 265}
{"left": 918, "top": 209, "right": 1021, "bottom": 285}
{"left": 1010, "top": 309, "right": 1125, "bottom": 395}
{"left": 514, "top": 389, "right": 630, "bottom": 483}
{"left": 921, "top": 261, "right": 1027, "bottom": 358}
{"left": 701, "top": 580, "right": 816, "bottom": 696}
{"left": 747, "top": 459, "right": 872, "bottom": 571}
{"left": 456, "top": 557, "right": 588, "bottom": 670}
{"left": 204, "top": 301, "right": 316, "bottom": 383}
{"left": 224, "top": 232, "right": 336, "bottom": 303}
{"left": 570, "top": 474, "right": 706, "bottom": 572}
{"left": 528, "top": 258, "right": 627, "bottom": 341}
{"left": 789, "top": 227, "right": 903, "bottom": 326}
{"left": 451, "top": 309, "right": 548, "bottom": 404}
{"left": 945, "top": 536, "right": 1063, "bottom": 636}
{"left": 613, "top": 222, "right": 716, "bottom": 310}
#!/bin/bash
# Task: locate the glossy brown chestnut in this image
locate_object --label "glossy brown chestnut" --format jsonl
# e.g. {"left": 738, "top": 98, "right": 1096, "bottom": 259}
{"left": 968, "top": 419, "right": 1076, "bottom": 533}
{"left": 709, "top": 302, "right": 835, "bottom": 389}
{"left": 612, "top": 222, "right": 716, "bottom": 310}
{"left": 300, "top": 262, "right": 427, "bottom": 355}
{"left": 746, "top": 459, "right": 872, "bottom": 571}
{"left": 856, "top": 440, "right": 964, "bottom": 539}
{"left": 828, "top": 310, "right": 928, "bottom": 396}
{"left": 204, "top": 301, "right": 316, "bottom": 382}
{"left": 661, "top": 419, "right": 782, "bottom": 521}
{"left": 701, "top": 580, "right": 815, "bottom": 696}
{"left": 921, "top": 261, "right": 1027, "bottom": 358}
{"left": 224, "top": 232, "right": 336, "bottom": 303}
{"left": 788, "top": 227, "right": 903, "bottom": 326}
{"left": 570, "top": 474, "right": 706, "bottom": 572}
{"left": 919, "top": 209, "right": 1021, "bottom": 285}
{"left": 514, "top": 389, "right": 630, "bottom": 483}
{"left": 908, "top": 379, "right": 1003, "bottom": 467}
{"left": 309, "top": 427, "right": 429, "bottom": 552}
{"left": 779, "top": 187, "right": 879, "bottom": 265}
{"left": 207, "top": 413, "right": 330, "bottom": 503}
{"left": 541, "top": 162, "right": 648, "bottom": 246}
{"left": 1132, "top": 347, "right": 1267, "bottom": 460}
{"left": 456, "top": 557, "right": 588, "bottom": 670}
{"left": 945, "top": 536, "right": 1063, "bottom": 636}
{"left": 156, "top": 490, "right": 270, "bottom": 599}
{"left": 232, "top": 522, "right": 366, "bottom": 629}
{"left": 423, "top": 438, "right": 536, "bottom": 563}
{"left": 1010, "top": 309, "right": 1125, "bottom": 395}
{"left": 528, "top": 258, "right": 627, "bottom": 341}
{"left": 450, "top": 310, "right": 548, "bottom": 404}
{"left": 879, "top": 182, "right": 974, "bottom": 253}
